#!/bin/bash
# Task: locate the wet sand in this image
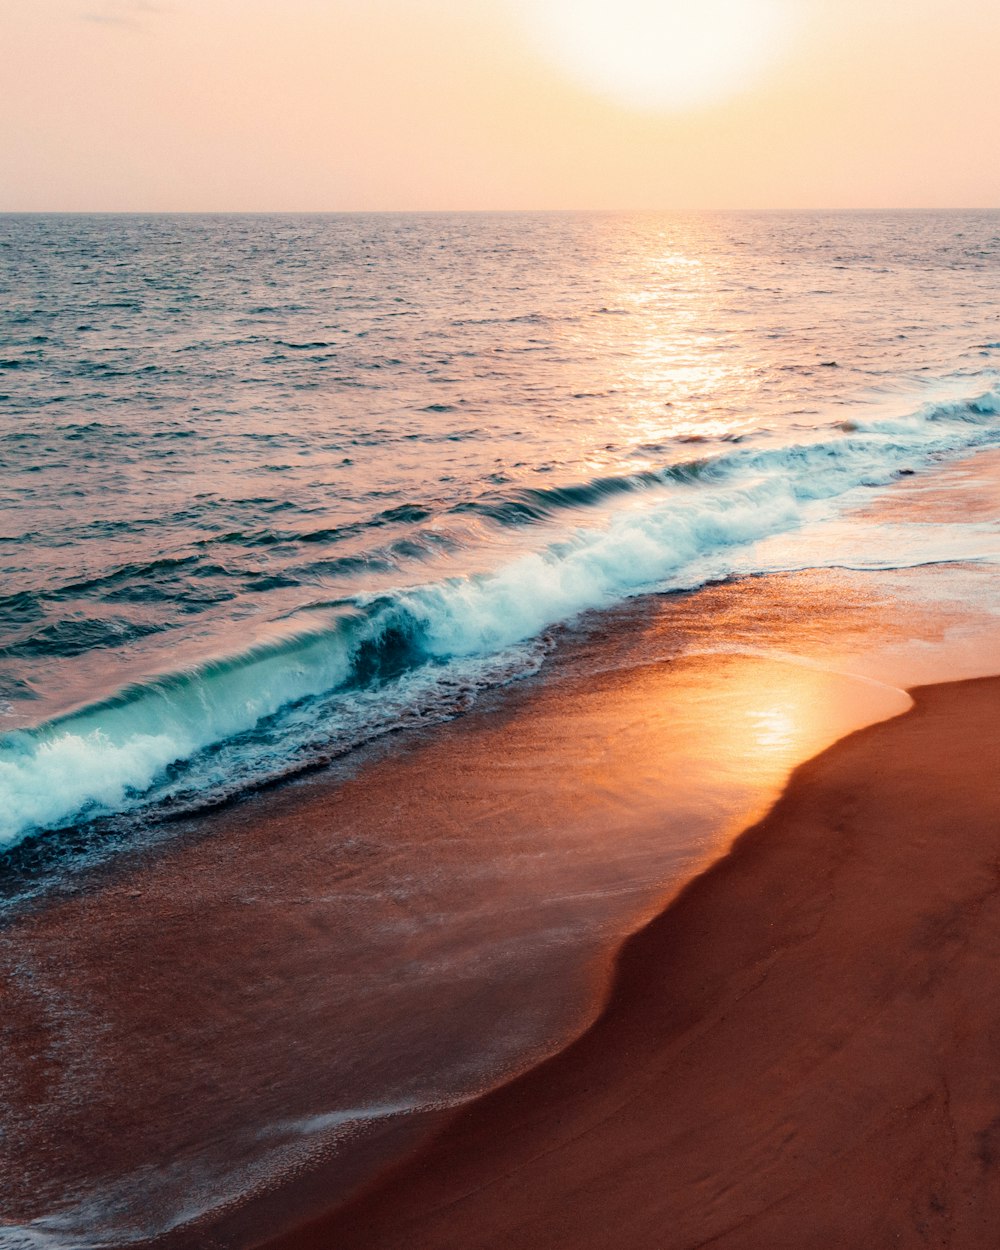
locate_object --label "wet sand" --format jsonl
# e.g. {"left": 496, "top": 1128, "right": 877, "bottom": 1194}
{"left": 266, "top": 675, "right": 1000, "bottom": 1250}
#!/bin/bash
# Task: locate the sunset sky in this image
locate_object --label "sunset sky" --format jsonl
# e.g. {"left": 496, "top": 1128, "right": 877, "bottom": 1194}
{"left": 3, "top": 0, "right": 1000, "bottom": 212}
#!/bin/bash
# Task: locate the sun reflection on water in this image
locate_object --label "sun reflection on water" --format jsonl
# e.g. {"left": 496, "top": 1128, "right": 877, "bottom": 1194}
{"left": 596, "top": 234, "right": 759, "bottom": 462}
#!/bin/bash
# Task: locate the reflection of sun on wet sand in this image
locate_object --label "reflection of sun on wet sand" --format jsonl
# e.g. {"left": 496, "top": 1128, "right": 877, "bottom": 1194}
{"left": 267, "top": 675, "right": 1000, "bottom": 1250}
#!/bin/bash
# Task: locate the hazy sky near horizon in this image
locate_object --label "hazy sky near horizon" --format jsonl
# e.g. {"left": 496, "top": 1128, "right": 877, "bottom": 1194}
{"left": 3, "top": 0, "right": 1000, "bottom": 211}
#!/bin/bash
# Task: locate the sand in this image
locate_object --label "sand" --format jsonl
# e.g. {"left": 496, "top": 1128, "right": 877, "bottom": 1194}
{"left": 264, "top": 675, "right": 1000, "bottom": 1250}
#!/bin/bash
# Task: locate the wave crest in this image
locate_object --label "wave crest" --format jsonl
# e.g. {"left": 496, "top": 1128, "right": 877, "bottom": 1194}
{"left": 2, "top": 383, "right": 998, "bottom": 849}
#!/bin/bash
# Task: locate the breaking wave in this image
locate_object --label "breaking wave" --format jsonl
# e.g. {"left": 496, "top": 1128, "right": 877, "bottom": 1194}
{"left": 2, "top": 384, "right": 999, "bottom": 849}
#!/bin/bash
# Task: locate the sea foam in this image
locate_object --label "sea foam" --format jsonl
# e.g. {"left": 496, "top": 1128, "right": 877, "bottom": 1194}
{"left": 2, "top": 385, "right": 998, "bottom": 849}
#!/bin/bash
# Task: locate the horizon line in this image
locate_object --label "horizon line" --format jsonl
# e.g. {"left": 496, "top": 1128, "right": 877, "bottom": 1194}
{"left": 3, "top": 205, "right": 1000, "bottom": 217}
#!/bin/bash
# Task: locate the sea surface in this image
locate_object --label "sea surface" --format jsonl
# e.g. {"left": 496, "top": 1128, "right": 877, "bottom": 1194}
{"left": 3, "top": 210, "right": 1000, "bottom": 859}
{"left": 2, "top": 211, "right": 1000, "bottom": 1246}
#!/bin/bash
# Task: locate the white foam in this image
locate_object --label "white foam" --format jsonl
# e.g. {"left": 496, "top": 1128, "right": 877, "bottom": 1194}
{"left": 2, "top": 383, "right": 998, "bottom": 849}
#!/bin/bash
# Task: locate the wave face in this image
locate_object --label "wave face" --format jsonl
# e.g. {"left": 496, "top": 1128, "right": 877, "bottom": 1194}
{"left": 4, "top": 210, "right": 1000, "bottom": 856}
{"left": 2, "top": 382, "right": 999, "bottom": 849}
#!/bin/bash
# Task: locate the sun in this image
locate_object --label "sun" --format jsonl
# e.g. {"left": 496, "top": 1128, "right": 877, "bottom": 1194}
{"left": 513, "top": 0, "right": 795, "bottom": 113}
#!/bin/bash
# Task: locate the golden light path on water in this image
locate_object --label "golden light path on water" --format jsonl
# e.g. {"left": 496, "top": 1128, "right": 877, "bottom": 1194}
{"left": 559, "top": 232, "right": 759, "bottom": 468}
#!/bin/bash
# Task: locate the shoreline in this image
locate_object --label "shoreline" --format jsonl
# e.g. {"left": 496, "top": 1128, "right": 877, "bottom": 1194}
{"left": 262, "top": 673, "right": 1000, "bottom": 1250}
{"left": 3, "top": 567, "right": 995, "bottom": 1250}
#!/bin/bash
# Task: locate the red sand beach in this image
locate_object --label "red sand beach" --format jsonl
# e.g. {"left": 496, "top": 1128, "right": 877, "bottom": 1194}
{"left": 265, "top": 675, "right": 1000, "bottom": 1250}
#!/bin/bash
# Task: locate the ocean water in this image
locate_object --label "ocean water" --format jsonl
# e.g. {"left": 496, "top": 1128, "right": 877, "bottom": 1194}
{"left": 2, "top": 210, "right": 1000, "bottom": 862}
{"left": 3, "top": 212, "right": 1000, "bottom": 1248}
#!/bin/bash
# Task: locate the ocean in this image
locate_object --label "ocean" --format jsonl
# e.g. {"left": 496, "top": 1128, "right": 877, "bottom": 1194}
{"left": 2, "top": 211, "right": 1000, "bottom": 1246}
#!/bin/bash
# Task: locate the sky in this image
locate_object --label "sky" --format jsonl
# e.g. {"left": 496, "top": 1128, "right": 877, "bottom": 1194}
{"left": 2, "top": 0, "right": 1000, "bottom": 211}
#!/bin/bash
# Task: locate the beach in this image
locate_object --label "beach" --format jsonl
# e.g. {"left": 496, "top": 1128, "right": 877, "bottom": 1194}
{"left": 4, "top": 6, "right": 1000, "bottom": 1240}
{"left": 264, "top": 672, "right": 1000, "bottom": 1250}
{"left": 5, "top": 563, "right": 997, "bottom": 1249}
